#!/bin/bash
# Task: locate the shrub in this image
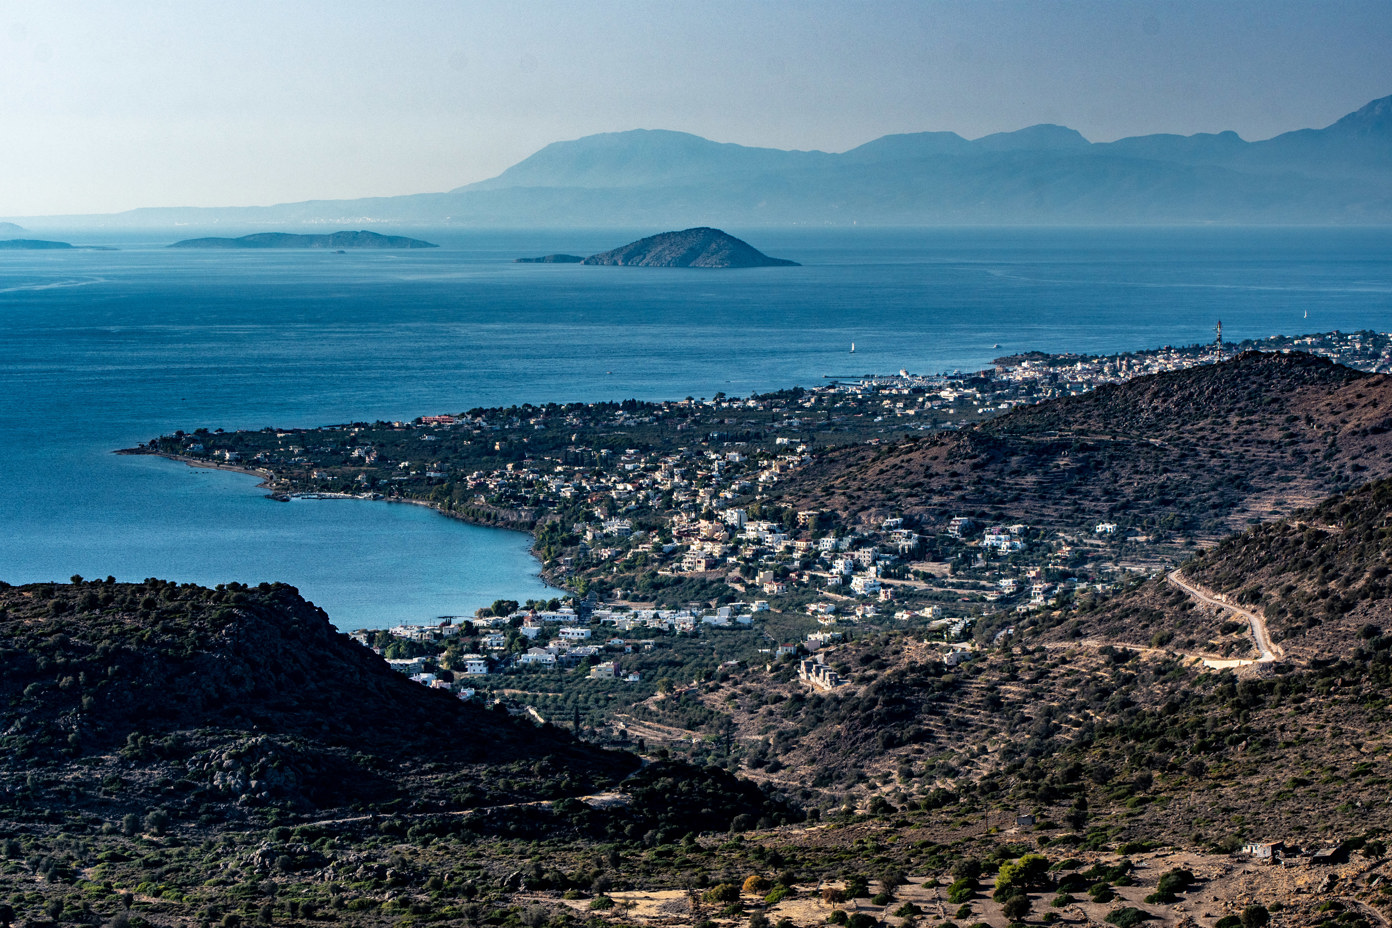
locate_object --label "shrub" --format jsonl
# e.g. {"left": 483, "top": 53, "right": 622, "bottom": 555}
{"left": 1105, "top": 907, "right": 1150, "bottom": 928}
{"left": 704, "top": 884, "right": 741, "bottom": 904}
{"left": 946, "top": 878, "right": 975, "bottom": 904}
{"left": 845, "top": 914, "right": 877, "bottom": 928}
{"left": 1155, "top": 867, "right": 1194, "bottom": 895}
{"left": 1240, "top": 904, "right": 1269, "bottom": 928}
{"left": 828, "top": 911, "right": 849, "bottom": 926}
{"left": 588, "top": 896, "right": 614, "bottom": 910}
{"left": 1001, "top": 894, "right": 1031, "bottom": 921}
{"left": 744, "top": 875, "right": 771, "bottom": 895}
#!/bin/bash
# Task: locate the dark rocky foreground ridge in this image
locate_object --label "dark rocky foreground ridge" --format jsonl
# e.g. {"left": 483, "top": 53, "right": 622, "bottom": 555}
{"left": 0, "top": 578, "right": 631, "bottom": 819}
{"left": 169, "top": 230, "right": 437, "bottom": 249}
{"left": 581, "top": 227, "right": 799, "bottom": 267}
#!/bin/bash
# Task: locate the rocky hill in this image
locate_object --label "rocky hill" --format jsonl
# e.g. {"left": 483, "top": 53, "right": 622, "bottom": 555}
{"left": 1027, "top": 478, "right": 1392, "bottom": 668}
{"left": 671, "top": 475, "right": 1392, "bottom": 848}
{"left": 169, "top": 230, "right": 437, "bottom": 248}
{"left": 0, "top": 579, "right": 630, "bottom": 823}
{"left": 580, "top": 227, "right": 798, "bottom": 267}
{"left": 778, "top": 351, "right": 1392, "bottom": 548}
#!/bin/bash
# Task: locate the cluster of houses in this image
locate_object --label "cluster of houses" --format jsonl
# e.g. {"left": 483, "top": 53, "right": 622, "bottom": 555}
{"left": 352, "top": 596, "right": 771, "bottom": 692}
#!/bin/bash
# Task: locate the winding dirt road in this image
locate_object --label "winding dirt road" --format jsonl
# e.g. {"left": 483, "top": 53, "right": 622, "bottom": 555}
{"left": 1167, "top": 569, "right": 1283, "bottom": 664}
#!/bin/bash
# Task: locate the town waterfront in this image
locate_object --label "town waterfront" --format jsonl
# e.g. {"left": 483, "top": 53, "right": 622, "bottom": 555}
{"left": 2, "top": 226, "right": 1390, "bottom": 629}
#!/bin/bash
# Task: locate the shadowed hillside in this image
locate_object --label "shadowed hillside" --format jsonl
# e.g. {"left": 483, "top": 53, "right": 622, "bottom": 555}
{"left": 778, "top": 351, "right": 1392, "bottom": 547}
{"left": 0, "top": 579, "right": 631, "bottom": 821}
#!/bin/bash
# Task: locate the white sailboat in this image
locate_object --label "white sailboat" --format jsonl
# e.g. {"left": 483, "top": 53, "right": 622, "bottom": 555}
{"left": 850, "top": 341, "right": 856, "bottom": 353}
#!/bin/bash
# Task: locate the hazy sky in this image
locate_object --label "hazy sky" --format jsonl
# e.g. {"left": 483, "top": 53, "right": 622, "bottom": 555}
{"left": 4, "top": 0, "right": 1390, "bottom": 215}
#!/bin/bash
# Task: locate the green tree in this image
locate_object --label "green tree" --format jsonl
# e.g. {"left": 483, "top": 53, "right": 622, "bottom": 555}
{"left": 994, "top": 853, "right": 1050, "bottom": 900}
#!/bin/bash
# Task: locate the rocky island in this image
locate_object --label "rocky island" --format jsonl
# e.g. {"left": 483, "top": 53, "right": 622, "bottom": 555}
{"left": 513, "top": 253, "right": 584, "bottom": 263}
{"left": 169, "top": 230, "right": 438, "bottom": 249}
{"left": 0, "top": 238, "right": 115, "bottom": 250}
{"left": 516, "top": 227, "right": 798, "bottom": 268}
{"left": 0, "top": 238, "right": 77, "bottom": 250}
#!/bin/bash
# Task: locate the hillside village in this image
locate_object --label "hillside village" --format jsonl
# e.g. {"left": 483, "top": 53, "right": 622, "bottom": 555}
{"left": 231, "top": 330, "right": 1392, "bottom": 739}
{"left": 141, "top": 333, "right": 1392, "bottom": 685}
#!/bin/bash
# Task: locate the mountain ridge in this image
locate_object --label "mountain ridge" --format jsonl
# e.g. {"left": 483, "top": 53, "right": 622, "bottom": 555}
{"left": 12, "top": 94, "right": 1392, "bottom": 228}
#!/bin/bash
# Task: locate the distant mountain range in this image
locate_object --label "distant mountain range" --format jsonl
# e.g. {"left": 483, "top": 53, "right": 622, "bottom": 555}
{"left": 14, "top": 95, "right": 1392, "bottom": 227}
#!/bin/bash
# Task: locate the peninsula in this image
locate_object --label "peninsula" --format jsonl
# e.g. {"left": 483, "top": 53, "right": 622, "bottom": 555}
{"left": 74, "top": 327, "right": 1392, "bottom": 926}
{"left": 169, "top": 230, "right": 438, "bottom": 249}
{"left": 516, "top": 227, "right": 798, "bottom": 268}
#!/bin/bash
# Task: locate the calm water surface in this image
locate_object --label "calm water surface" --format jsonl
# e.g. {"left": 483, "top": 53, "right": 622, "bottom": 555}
{"left": 2, "top": 227, "right": 1389, "bottom": 629}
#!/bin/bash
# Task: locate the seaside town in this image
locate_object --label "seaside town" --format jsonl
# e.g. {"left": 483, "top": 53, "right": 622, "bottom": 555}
{"left": 142, "top": 330, "right": 1392, "bottom": 732}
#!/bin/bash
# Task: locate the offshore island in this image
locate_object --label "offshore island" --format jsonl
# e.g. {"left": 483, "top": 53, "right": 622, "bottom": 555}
{"left": 5, "top": 327, "right": 1391, "bottom": 928}
{"left": 169, "top": 230, "right": 438, "bottom": 249}
{"left": 517, "top": 227, "right": 799, "bottom": 268}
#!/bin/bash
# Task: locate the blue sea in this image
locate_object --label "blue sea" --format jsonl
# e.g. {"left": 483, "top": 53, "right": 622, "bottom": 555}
{"left": 2, "top": 227, "right": 1390, "bottom": 630}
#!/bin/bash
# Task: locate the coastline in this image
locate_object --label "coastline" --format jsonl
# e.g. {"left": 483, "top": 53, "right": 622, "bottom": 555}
{"left": 115, "top": 448, "right": 281, "bottom": 489}
{"left": 116, "top": 447, "right": 565, "bottom": 591}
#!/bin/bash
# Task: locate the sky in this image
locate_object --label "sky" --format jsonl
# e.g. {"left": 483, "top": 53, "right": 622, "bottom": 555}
{"left": 3, "top": 0, "right": 1390, "bottom": 216}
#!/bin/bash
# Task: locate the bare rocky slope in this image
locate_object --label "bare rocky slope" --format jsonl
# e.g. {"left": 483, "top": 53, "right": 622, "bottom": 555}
{"left": 778, "top": 351, "right": 1392, "bottom": 546}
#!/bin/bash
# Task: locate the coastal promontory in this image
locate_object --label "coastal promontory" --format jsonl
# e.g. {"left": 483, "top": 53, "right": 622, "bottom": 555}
{"left": 580, "top": 227, "right": 798, "bottom": 267}
{"left": 169, "top": 230, "right": 438, "bottom": 249}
